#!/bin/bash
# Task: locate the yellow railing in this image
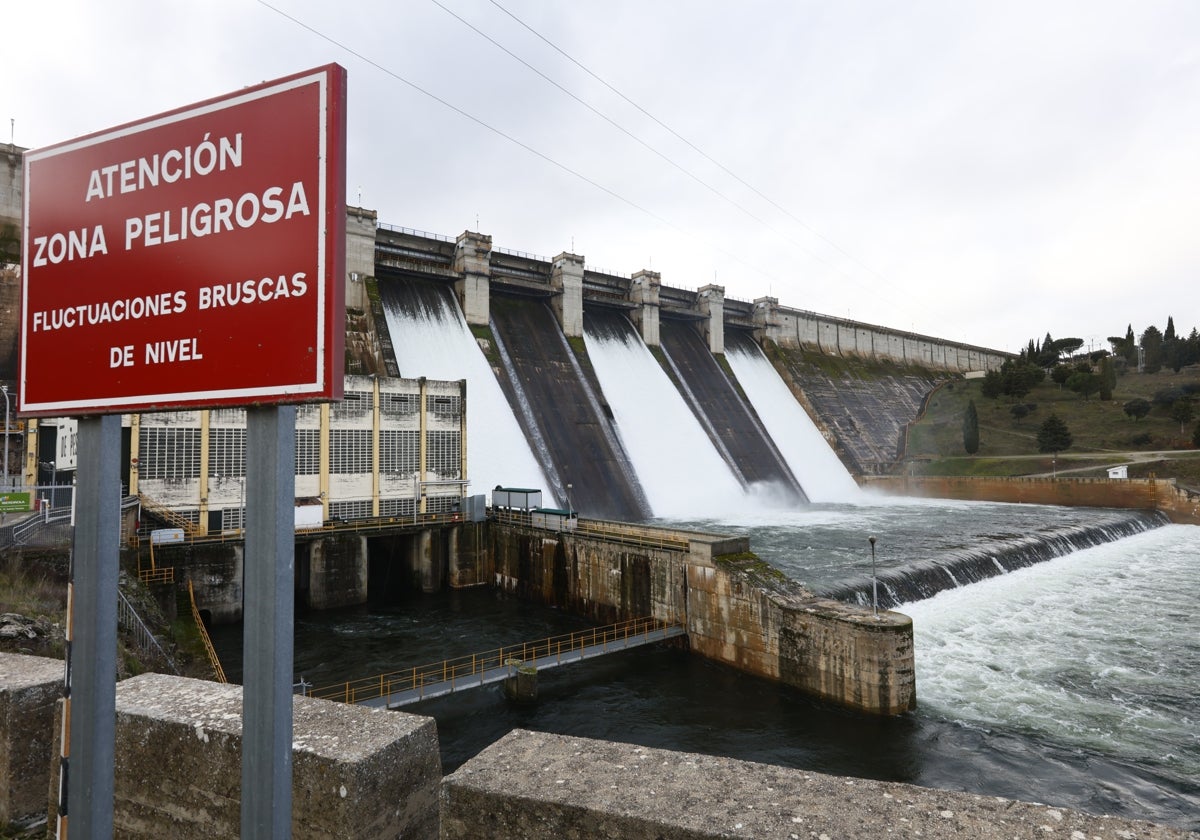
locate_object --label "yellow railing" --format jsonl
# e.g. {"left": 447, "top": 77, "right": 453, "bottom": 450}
{"left": 309, "top": 616, "right": 676, "bottom": 706}
{"left": 188, "top": 579, "right": 227, "bottom": 684}
{"left": 138, "top": 565, "right": 175, "bottom": 585}
{"left": 138, "top": 494, "right": 201, "bottom": 536}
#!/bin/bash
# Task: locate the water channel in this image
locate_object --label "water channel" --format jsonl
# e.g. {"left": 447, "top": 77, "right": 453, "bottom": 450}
{"left": 210, "top": 502, "right": 1200, "bottom": 831}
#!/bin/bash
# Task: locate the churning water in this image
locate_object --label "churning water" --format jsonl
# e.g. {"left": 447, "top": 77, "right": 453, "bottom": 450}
{"left": 212, "top": 506, "right": 1198, "bottom": 830}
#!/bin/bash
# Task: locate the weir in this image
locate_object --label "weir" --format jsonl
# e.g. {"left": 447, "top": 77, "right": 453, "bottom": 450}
{"left": 823, "top": 510, "right": 1169, "bottom": 608}
{"left": 378, "top": 276, "right": 550, "bottom": 498}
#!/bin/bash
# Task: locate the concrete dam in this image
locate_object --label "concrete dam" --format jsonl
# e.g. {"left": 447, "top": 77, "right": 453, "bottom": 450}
{"left": 360, "top": 219, "right": 1007, "bottom": 517}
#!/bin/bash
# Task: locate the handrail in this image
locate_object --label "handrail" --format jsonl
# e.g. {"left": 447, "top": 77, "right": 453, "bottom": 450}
{"left": 188, "top": 579, "right": 227, "bottom": 684}
{"left": 309, "top": 616, "right": 677, "bottom": 706}
{"left": 376, "top": 222, "right": 454, "bottom": 242}
{"left": 139, "top": 494, "right": 200, "bottom": 536}
{"left": 117, "top": 590, "right": 179, "bottom": 674}
{"left": 489, "top": 508, "right": 690, "bottom": 552}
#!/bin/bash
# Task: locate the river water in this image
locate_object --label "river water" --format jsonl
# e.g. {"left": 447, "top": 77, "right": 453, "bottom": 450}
{"left": 210, "top": 505, "right": 1200, "bottom": 831}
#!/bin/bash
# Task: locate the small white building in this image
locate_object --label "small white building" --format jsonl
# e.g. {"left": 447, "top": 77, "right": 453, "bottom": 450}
{"left": 1106, "top": 465, "right": 1129, "bottom": 479}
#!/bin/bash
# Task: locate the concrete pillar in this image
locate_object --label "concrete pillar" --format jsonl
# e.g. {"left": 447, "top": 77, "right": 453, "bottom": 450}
{"left": 128, "top": 414, "right": 140, "bottom": 496}
{"left": 503, "top": 662, "right": 537, "bottom": 703}
{"left": 752, "top": 296, "right": 778, "bottom": 345}
{"left": 550, "top": 252, "right": 584, "bottom": 338}
{"left": 629, "top": 269, "right": 661, "bottom": 347}
{"left": 307, "top": 536, "right": 369, "bottom": 610}
{"left": 453, "top": 231, "right": 492, "bottom": 327}
{"left": 345, "top": 206, "right": 377, "bottom": 313}
{"left": 697, "top": 284, "right": 725, "bottom": 355}
{"left": 416, "top": 529, "right": 438, "bottom": 593}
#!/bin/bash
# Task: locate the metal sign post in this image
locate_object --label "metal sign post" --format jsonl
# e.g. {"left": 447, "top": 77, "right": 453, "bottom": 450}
{"left": 242, "top": 406, "right": 296, "bottom": 838}
{"left": 65, "top": 415, "right": 122, "bottom": 838}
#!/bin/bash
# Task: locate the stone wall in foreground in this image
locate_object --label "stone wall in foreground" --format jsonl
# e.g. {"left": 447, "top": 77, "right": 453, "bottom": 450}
{"left": 0, "top": 653, "right": 61, "bottom": 822}
{"left": 49, "top": 674, "right": 441, "bottom": 839}
{"left": 442, "top": 729, "right": 1194, "bottom": 840}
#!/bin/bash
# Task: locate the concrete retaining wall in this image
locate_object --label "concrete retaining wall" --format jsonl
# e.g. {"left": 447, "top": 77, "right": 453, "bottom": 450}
{"left": 864, "top": 476, "right": 1200, "bottom": 525}
{"left": 47, "top": 673, "right": 441, "bottom": 839}
{"left": 490, "top": 522, "right": 915, "bottom": 715}
{"left": 0, "top": 653, "right": 60, "bottom": 822}
{"left": 687, "top": 556, "right": 915, "bottom": 715}
{"left": 489, "top": 524, "right": 688, "bottom": 625}
{"left": 442, "top": 729, "right": 1194, "bottom": 839}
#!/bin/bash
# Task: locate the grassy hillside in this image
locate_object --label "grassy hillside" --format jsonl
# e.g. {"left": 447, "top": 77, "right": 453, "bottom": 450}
{"left": 903, "top": 364, "right": 1200, "bottom": 488}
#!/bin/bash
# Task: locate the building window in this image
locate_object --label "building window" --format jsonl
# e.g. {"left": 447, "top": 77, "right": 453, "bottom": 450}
{"left": 208, "top": 428, "right": 246, "bottom": 478}
{"left": 380, "top": 392, "right": 419, "bottom": 417}
{"left": 329, "top": 429, "right": 372, "bottom": 474}
{"left": 332, "top": 390, "right": 371, "bottom": 420}
{"left": 139, "top": 427, "right": 200, "bottom": 480}
{"left": 295, "top": 429, "right": 320, "bottom": 475}
{"left": 380, "top": 430, "right": 419, "bottom": 476}
{"left": 425, "top": 430, "right": 460, "bottom": 479}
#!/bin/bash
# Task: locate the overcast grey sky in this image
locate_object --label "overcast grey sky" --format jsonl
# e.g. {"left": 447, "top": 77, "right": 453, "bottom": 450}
{"left": 10, "top": 1, "right": 1199, "bottom": 352}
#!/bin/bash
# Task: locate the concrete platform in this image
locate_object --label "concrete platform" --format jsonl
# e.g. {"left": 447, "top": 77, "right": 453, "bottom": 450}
{"left": 0, "top": 652, "right": 62, "bottom": 822}
{"left": 442, "top": 729, "right": 1196, "bottom": 839}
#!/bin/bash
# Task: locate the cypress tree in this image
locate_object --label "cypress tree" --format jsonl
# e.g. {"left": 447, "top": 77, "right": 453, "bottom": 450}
{"left": 963, "top": 400, "right": 980, "bottom": 455}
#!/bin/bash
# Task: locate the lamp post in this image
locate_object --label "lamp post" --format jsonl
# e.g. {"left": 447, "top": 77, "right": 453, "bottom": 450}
{"left": 1, "top": 384, "right": 9, "bottom": 491}
{"left": 869, "top": 536, "right": 878, "bottom": 617}
{"left": 565, "top": 483, "right": 572, "bottom": 516}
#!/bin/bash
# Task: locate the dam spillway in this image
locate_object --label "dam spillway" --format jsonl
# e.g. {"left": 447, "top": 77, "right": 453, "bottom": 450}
{"left": 378, "top": 272, "right": 859, "bottom": 518}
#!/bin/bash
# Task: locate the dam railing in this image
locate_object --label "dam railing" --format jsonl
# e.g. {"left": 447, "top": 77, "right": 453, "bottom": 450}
{"left": 307, "top": 617, "right": 685, "bottom": 709}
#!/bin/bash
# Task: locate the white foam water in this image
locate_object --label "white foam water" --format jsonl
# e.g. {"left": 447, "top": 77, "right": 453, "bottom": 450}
{"left": 381, "top": 291, "right": 553, "bottom": 504}
{"left": 724, "top": 342, "right": 860, "bottom": 503}
{"left": 583, "top": 319, "right": 748, "bottom": 518}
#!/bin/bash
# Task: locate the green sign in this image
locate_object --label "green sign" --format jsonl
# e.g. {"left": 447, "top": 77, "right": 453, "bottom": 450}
{"left": 0, "top": 493, "right": 32, "bottom": 513}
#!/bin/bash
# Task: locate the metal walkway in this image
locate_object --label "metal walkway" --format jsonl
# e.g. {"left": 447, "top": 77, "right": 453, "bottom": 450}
{"left": 308, "top": 617, "right": 686, "bottom": 709}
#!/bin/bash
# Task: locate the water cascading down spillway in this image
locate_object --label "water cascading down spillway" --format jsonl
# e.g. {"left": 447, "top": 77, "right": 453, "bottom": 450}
{"left": 379, "top": 273, "right": 868, "bottom": 517}
{"left": 379, "top": 276, "right": 552, "bottom": 501}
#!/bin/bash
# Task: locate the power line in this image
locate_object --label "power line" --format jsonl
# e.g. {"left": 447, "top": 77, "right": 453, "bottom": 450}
{"left": 254, "top": 0, "right": 792, "bottom": 285}
{"left": 485, "top": 0, "right": 905, "bottom": 297}
{"left": 255, "top": 1, "right": 667, "bottom": 225}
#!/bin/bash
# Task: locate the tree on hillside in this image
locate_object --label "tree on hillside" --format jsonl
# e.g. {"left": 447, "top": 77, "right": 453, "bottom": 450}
{"left": 1010, "top": 404, "right": 1031, "bottom": 424}
{"left": 1123, "top": 398, "right": 1151, "bottom": 421}
{"left": 1000, "top": 358, "right": 1045, "bottom": 399}
{"left": 1037, "top": 414, "right": 1073, "bottom": 455}
{"left": 1163, "top": 316, "right": 1179, "bottom": 373}
{"left": 1108, "top": 325, "right": 1138, "bottom": 366}
{"left": 1097, "top": 356, "right": 1116, "bottom": 401}
{"left": 1187, "top": 328, "right": 1200, "bottom": 368}
{"left": 1066, "top": 369, "right": 1098, "bottom": 401}
{"left": 981, "top": 369, "right": 1003, "bottom": 399}
{"left": 963, "top": 400, "right": 980, "bottom": 454}
{"left": 1051, "top": 364, "right": 1072, "bottom": 388}
{"left": 1172, "top": 399, "right": 1194, "bottom": 435}
{"left": 1141, "top": 325, "right": 1163, "bottom": 373}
